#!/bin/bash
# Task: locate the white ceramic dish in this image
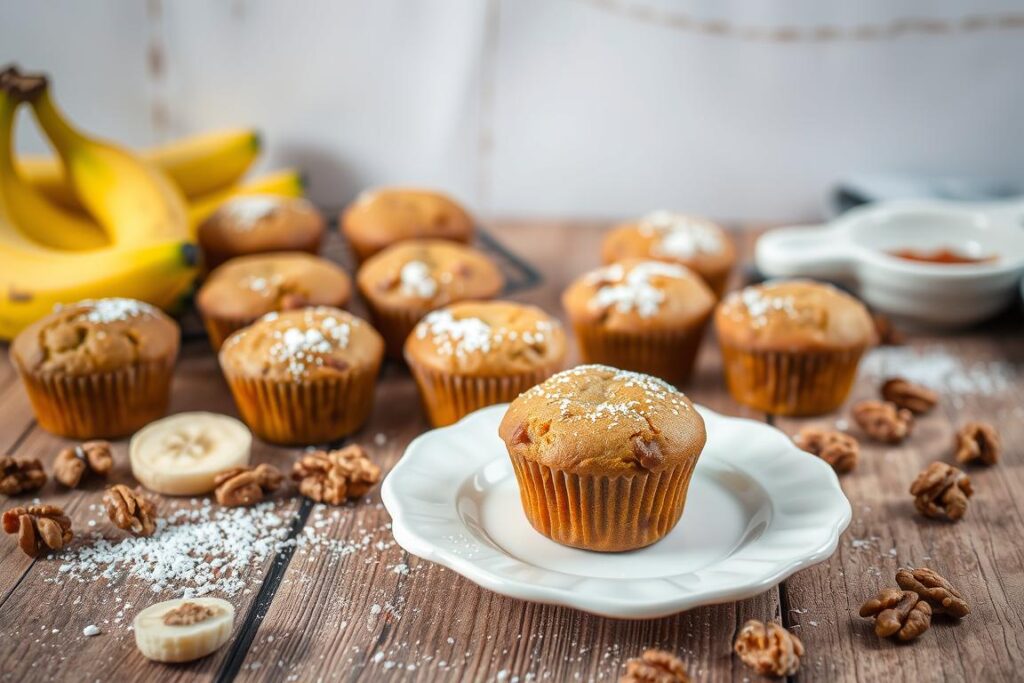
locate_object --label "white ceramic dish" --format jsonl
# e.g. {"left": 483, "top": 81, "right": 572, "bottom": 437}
{"left": 382, "top": 404, "right": 851, "bottom": 619}
{"left": 756, "top": 199, "right": 1024, "bottom": 327}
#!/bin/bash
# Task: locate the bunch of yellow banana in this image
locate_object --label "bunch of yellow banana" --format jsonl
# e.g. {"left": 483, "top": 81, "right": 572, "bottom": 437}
{"left": 0, "top": 66, "right": 304, "bottom": 340}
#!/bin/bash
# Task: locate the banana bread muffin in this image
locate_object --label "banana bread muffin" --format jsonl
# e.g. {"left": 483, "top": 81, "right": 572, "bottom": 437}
{"left": 10, "top": 298, "right": 179, "bottom": 438}
{"left": 715, "top": 279, "right": 876, "bottom": 415}
{"left": 219, "top": 307, "right": 384, "bottom": 444}
{"left": 197, "top": 252, "right": 352, "bottom": 350}
{"left": 341, "top": 188, "right": 474, "bottom": 264}
{"left": 404, "top": 301, "right": 566, "bottom": 427}
{"left": 357, "top": 239, "right": 504, "bottom": 357}
{"left": 198, "top": 195, "right": 324, "bottom": 269}
{"left": 562, "top": 259, "right": 715, "bottom": 387}
{"left": 601, "top": 211, "right": 736, "bottom": 297}
{"left": 499, "top": 364, "right": 706, "bottom": 552}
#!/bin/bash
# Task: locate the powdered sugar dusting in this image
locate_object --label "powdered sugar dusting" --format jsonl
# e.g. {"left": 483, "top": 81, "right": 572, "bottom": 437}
{"left": 734, "top": 287, "right": 798, "bottom": 328}
{"left": 415, "top": 310, "right": 555, "bottom": 360}
{"left": 268, "top": 310, "right": 351, "bottom": 376}
{"left": 859, "top": 345, "right": 1015, "bottom": 400}
{"left": 399, "top": 260, "right": 438, "bottom": 299}
{"left": 587, "top": 261, "right": 690, "bottom": 318}
{"left": 639, "top": 210, "right": 723, "bottom": 258}
{"left": 222, "top": 195, "right": 282, "bottom": 227}
{"left": 66, "top": 298, "right": 157, "bottom": 324}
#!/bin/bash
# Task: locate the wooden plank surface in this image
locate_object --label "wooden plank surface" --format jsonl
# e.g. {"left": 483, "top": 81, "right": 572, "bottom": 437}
{"left": 0, "top": 220, "right": 1021, "bottom": 682}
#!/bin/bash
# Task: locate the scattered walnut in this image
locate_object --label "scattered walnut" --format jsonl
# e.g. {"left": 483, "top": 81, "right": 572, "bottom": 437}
{"left": 620, "top": 649, "right": 690, "bottom": 682}
{"left": 0, "top": 456, "right": 47, "bottom": 495}
{"left": 291, "top": 445, "right": 381, "bottom": 505}
{"left": 954, "top": 422, "right": 1000, "bottom": 467}
{"left": 794, "top": 427, "right": 859, "bottom": 474}
{"left": 851, "top": 400, "right": 913, "bottom": 444}
{"left": 896, "top": 567, "right": 970, "bottom": 618}
{"left": 910, "top": 462, "right": 973, "bottom": 521}
{"left": 214, "top": 464, "right": 284, "bottom": 507}
{"left": 103, "top": 485, "right": 157, "bottom": 537}
{"left": 2, "top": 504, "right": 73, "bottom": 557}
{"left": 859, "top": 588, "right": 932, "bottom": 641}
{"left": 880, "top": 378, "right": 938, "bottom": 414}
{"left": 53, "top": 441, "right": 114, "bottom": 488}
{"left": 163, "top": 602, "right": 218, "bottom": 626}
{"left": 733, "top": 620, "right": 803, "bottom": 678}
{"left": 872, "top": 313, "right": 904, "bottom": 346}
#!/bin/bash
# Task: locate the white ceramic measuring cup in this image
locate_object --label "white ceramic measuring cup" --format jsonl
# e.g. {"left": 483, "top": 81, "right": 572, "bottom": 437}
{"left": 755, "top": 199, "right": 1024, "bottom": 327}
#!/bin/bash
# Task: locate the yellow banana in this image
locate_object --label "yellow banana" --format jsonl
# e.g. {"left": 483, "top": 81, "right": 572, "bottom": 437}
{"left": 0, "top": 238, "right": 198, "bottom": 340}
{"left": 188, "top": 168, "right": 306, "bottom": 227}
{"left": 0, "top": 89, "right": 108, "bottom": 250}
{"left": 17, "top": 71, "right": 190, "bottom": 247}
{"left": 18, "top": 127, "right": 261, "bottom": 209}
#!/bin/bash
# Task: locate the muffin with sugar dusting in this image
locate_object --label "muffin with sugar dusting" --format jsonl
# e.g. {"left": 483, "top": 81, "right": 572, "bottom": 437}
{"left": 197, "top": 252, "right": 352, "bottom": 350}
{"left": 341, "top": 187, "right": 474, "bottom": 264}
{"left": 499, "top": 364, "right": 706, "bottom": 551}
{"left": 715, "top": 279, "right": 876, "bottom": 416}
{"left": 404, "top": 301, "right": 566, "bottom": 427}
{"left": 219, "top": 307, "right": 383, "bottom": 444}
{"left": 357, "top": 239, "right": 504, "bottom": 357}
{"left": 562, "top": 259, "right": 715, "bottom": 387}
{"left": 10, "top": 298, "right": 179, "bottom": 438}
{"left": 198, "top": 195, "right": 324, "bottom": 270}
{"left": 601, "top": 211, "right": 735, "bottom": 296}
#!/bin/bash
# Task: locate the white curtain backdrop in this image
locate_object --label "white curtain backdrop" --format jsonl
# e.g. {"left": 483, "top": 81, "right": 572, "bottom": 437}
{"left": 2, "top": 0, "right": 1022, "bottom": 222}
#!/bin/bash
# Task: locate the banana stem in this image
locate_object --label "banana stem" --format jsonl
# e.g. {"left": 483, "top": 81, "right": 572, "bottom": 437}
{"left": 0, "top": 92, "right": 18, "bottom": 175}
{"left": 27, "top": 88, "right": 81, "bottom": 158}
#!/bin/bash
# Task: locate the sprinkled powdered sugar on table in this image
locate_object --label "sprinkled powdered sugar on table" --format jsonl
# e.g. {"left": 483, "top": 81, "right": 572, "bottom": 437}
{"left": 399, "top": 260, "right": 438, "bottom": 299}
{"left": 222, "top": 195, "right": 282, "bottom": 227}
{"left": 859, "top": 345, "right": 1015, "bottom": 400}
{"left": 587, "top": 261, "right": 690, "bottom": 318}
{"left": 638, "top": 210, "right": 724, "bottom": 259}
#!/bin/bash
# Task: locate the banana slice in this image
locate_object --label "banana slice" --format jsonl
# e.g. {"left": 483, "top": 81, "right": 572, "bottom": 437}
{"left": 130, "top": 412, "right": 251, "bottom": 495}
{"left": 134, "top": 597, "right": 235, "bottom": 663}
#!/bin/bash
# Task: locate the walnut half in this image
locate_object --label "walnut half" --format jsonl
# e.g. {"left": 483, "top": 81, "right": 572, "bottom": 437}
{"left": 620, "top": 649, "right": 690, "bottom": 682}
{"left": 852, "top": 400, "right": 913, "bottom": 444}
{"left": 0, "top": 456, "right": 47, "bottom": 495}
{"left": 733, "top": 620, "right": 803, "bottom": 677}
{"left": 103, "top": 485, "right": 157, "bottom": 537}
{"left": 214, "top": 464, "right": 284, "bottom": 507}
{"left": 954, "top": 422, "right": 1000, "bottom": 467}
{"left": 53, "top": 440, "right": 114, "bottom": 488}
{"left": 896, "top": 567, "right": 969, "bottom": 618}
{"left": 292, "top": 445, "right": 381, "bottom": 505}
{"left": 794, "top": 427, "right": 859, "bottom": 474}
{"left": 859, "top": 588, "right": 932, "bottom": 641}
{"left": 2, "top": 504, "right": 73, "bottom": 557}
{"left": 910, "top": 462, "right": 973, "bottom": 522}
{"left": 880, "top": 378, "right": 938, "bottom": 414}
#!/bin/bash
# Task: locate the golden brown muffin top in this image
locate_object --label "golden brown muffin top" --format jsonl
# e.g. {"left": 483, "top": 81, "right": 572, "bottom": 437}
{"left": 562, "top": 258, "right": 715, "bottom": 332}
{"left": 197, "top": 252, "right": 351, "bottom": 321}
{"left": 601, "top": 211, "right": 736, "bottom": 277}
{"left": 357, "top": 239, "right": 504, "bottom": 309}
{"left": 219, "top": 307, "right": 383, "bottom": 381}
{"left": 498, "top": 364, "right": 706, "bottom": 476}
{"left": 198, "top": 195, "right": 324, "bottom": 256}
{"left": 11, "top": 298, "right": 179, "bottom": 375}
{"left": 404, "top": 301, "right": 565, "bottom": 375}
{"left": 341, "top": 188, "right": 474, "bottom": 255}
{"left": 715, "top": 279, "right": 877, "bottom": 352}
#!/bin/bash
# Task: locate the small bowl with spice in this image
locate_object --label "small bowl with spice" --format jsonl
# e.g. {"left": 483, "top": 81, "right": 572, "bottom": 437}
{"left": 755, "top": 199, "right": 1024, "bottom": 327}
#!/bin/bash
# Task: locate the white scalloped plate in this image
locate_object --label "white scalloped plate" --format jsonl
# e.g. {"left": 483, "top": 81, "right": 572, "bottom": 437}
{"left": 382, "top": 404, "right": 851, "bottom": 619}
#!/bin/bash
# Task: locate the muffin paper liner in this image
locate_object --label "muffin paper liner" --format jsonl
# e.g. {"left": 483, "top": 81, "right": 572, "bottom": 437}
{"left": 508, "top": 452, "right": 699, "bottom": 552}
{"left": 223, "top": 364, "right": 379, "bottom": 445}
{"left": 363, "top": 302, "right": 429, "bottom": 360}
{"left": 406, "top": 361, "right": 559, "bottom": 428}
{"left": 572, "top": 319, "right": 709, "bottom": 389}
{"left": 203, "top": 314, "right": 255, "bottom": 351}
{"left": 16, "top": 357, "right": 176, "bottom": 439}
{"left": 719, "top": 343, "right": 865, "bottom": 416}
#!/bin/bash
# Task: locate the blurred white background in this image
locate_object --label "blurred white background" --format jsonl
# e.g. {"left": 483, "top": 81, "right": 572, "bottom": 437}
{"left": 2, "top": 0, "right": 1022, "bottom": 222}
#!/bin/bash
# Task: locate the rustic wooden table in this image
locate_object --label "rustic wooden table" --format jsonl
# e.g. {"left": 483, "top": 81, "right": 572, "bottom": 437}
{"left": 1, "top": 222, "right": 1022, "bottom": 682}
